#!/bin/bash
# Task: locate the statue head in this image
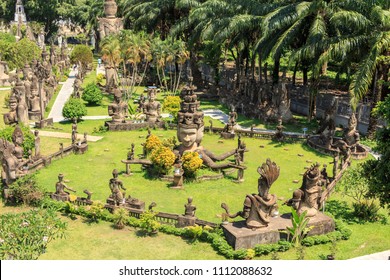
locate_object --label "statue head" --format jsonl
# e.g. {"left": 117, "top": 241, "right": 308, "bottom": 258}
{"left": 112, "top": 168, "right": 119, "bottom": 178}
{"left": 58, "top": 173, "right": 64, "bottom": 181}
{"left": 12, "top": 125, "right": 24, "bottom": 146}
{"left": 9, "top": 96, "right": 17, "bottom": 111}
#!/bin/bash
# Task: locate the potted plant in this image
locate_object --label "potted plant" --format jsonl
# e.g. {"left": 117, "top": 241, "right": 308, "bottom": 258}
{"left": 139, "top": 210, "right": 161, "bottom": 235}
{"left": 113, "top": 208, "right": 128, "bottom": 229}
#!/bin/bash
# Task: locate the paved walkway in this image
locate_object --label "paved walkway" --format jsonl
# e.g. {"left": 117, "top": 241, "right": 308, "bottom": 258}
{"left": 0, "top": 87, "right": 11, "bottom": 91}
{"left": 37, "top": 130, "right": 103, "bottom": 142}
{"left": 349, "top": 250, "right": 390, "bottom": 260}
{"left": 48, "top": 68, "right": 78, "bottom": 122}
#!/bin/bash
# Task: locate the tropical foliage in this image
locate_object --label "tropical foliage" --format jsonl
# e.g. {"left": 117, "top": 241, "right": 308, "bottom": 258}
{"left": 0, "top": 208, "right": 67, "bottom": 260}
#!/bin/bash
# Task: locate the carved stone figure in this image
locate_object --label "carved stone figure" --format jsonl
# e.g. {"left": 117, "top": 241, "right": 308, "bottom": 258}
{"left": 342, "top": 113, "right": 360, "bottom": 152}
{"left": 222, "top": 159, "right": 279, "bottom": 228}
{"left": 34, "top": 130, "right": 40, "bottom": 158}
{"left": 286, "top": 163, "right": 323, "bottom": 217}
{"left": 108, "top": 86, "right": 128, "bottom": 122}
{"left": 175, "top": 85, "right": 240, "bottom": 170}
{"left": 127, "top": 143, "right": 135, "bottom": 160}
{"left": 105, "top": 65, "right": 118, "bottom": 93}
{"left": 73, "top": 74, "right": 83, "bottom": 98}
{"left": 273, "top": 116, "right": 285, "bottom": 141}
{"left": 29, "top": 83, "right": 40, "bottom": 112}
{"left": 16, "top": 91, "right": 29, "bottom": 126}
{"left": 11, "top": 125, "right": 24, "bottom": 161}
{"left": 71, "top": 120, "right": 78, "bottom": 144}
{"left": 143, "top": 89, "right": 161, "bottom": 123}
{"left": 98, "top": 0, "right": 123, "bottom": 39}
{"left": 184, "top": 197, "right": 196, "bottom": 217}
{"left": 109, "top": 169, "right": 126, "bottom": 206}
{"left": 3, "top": 96, "right": 18, "bottom": 125}
{"left": 55, "top": 173, "right": 76, "bottom": 198}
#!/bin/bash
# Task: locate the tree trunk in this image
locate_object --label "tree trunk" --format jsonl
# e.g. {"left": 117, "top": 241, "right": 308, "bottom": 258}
{"left": 303, "top": 66, "right": 308, "bottom": 85}
{"left": 292, "top": 61, "right": 298, "bottom": 86}
{"left": 189, "top": 51, "right": 203, "bottom": 89}
{"left": 272, "top": 54, "right": 281, "bottom": 85}
{"left": 367, "top": 67, "right": 383, "bottom": 139}
{"left": 258, "top": 51, "right": 263, "bottom": 83}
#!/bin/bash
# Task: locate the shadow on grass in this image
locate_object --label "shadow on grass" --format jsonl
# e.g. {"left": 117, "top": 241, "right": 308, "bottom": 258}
{"left": 135, "top": 229, "right": 159, "bottom": 238}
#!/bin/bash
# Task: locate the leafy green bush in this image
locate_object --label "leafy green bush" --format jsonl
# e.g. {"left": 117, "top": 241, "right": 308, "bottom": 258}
{"left": 139, "top": 211, "right": 161, "bottom": 235}
{"left": 8, "top": 174, "right": 44, "bottom": 206}
{"left": 113, "top": 208, "right": 128, "bottom": 229}
{"left": 70, "top": 44, "right": 93, "bottom": 69}
{"left": 0, "top": 208, "right": 67, "bottom": 260}
{"left": 82, "top": 83, "right": 103, "bottom": 105}
{"left": 62, "top": 97, "right": 87, "bottom": 120}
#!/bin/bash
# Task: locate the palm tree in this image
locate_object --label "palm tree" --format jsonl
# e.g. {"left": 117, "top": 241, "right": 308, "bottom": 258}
{"left": 119, "top": 30, "right": 152, "bottom": 98}
{"left": 120, "top": 0, "right": 181, "bottom": 39}
{"left": 301, "top": 1, "right": 390, "bottom": 137}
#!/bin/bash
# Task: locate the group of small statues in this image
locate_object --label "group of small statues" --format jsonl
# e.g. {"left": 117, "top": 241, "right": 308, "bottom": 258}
{"left": 108, "top": 86, "right": 162, "bottom": 124}
{"left": 3, "top": 44, "right": 69, "bottom": 125}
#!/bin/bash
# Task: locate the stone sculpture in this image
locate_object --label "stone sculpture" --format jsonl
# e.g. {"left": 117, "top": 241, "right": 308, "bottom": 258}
{"left": 221, "top": 158, "right": 279, "bottom": 228}
{"left": 98, "top": 0, "right": 123, "bottom": 39}
{"left": 286, "top": 163, "right": 323, "bottom": 217}
{"left": 109, "top": 169, "right": 126, "bottom": 206}
{"left": 108, "top": 86, "right": 128, "bottom": 122}
{"left": 3, "top": 95, "right": 18, "bottom": 125}
{"left": 184, "top": 197, "right": 196, "bottom": 217}
{"left": 175, "top": 85, "right": 240, "bottom": 169}
{"left": 34, "top": 130, "right": 40, "bottom": 158}
{"left": 53, "top": 173, "right": 76, "bottom": 201}
{"left": 143, "top": 88, "right": 161, "bottom": 123}
{"left": 273, "top": 116, "right": 285, "bottom": 141}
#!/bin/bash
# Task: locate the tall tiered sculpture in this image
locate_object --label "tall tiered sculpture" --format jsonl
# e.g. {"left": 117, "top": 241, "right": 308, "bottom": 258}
{"left": 174, "top": 85, "right": 242, "bottom": 169}
{"left": 98, "top": 0, "right": 123, "bottom": 39}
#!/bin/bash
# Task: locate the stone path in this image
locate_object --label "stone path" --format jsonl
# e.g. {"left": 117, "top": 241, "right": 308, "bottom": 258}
{"left": 36, "top": 130, "right": 103, "bottom": 142}
{"left": 48, "top": 68, "right": 78, "bottom": 122}
{"left": 349, "top": 250, "right": 390, "bottom": 260}
{"left": 0, "top": 87, "right": 11, "bottom": 91}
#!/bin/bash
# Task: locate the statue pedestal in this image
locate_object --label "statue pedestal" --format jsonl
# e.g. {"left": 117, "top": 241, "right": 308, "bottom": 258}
{"left": 105, "top": 120, "right": 165, "bottom": 131}
{"left": 177, "top": 215, "right": 196, "bottom": 227}
{"left": 220, "top": 132, "right": 235, "bottom": 139}
{"left": 50, "top": 193, "right": 69, "bottom": 202}
{"left": 222, "top": 212, "right": 335, "bottom": 250}
{"left": 35, "top": 118, "right": 53, "bottom": 128}
{"left": 29, "top": 111, "right": 41, "bottom": 121}
{"left": 126, "top": 199, "right": 145, "bottom": 210}
{"left": 171, "top": 174, "right": 184, "bottom": 189}
{"left": 74, "top": 143, "right": 88, "bottom": 154}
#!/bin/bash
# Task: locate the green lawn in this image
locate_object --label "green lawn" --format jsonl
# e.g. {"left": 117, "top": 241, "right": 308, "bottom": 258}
{"left": 34, "top": 127, "right": 337, "bottom": 223}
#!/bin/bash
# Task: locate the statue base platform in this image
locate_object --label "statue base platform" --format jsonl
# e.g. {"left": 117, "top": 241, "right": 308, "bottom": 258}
{"left": 177, "top": 216, "right": 196, "bottom": 227}
{"left": 35, "top": 118, "right": 53, "bottom": 128}
{"left": 105, "top": 120, "right": 165, "bottom": 131}
{"left": 220, "top": 132, "right": 235, "bottom": 139}
{"left": 222, "top": 212, "right": 335, "bottom": 250}
{"left": 307, "top": 135, "right": 368, "bottom": 159}
{"left": 50, "top": 193, "right": 69, "bottom": 202}
{"left": 29, "top": 111, "right": 41, "bottom": 121}
{"left": 73, "top": 143, "right": 88, "bottom": 154}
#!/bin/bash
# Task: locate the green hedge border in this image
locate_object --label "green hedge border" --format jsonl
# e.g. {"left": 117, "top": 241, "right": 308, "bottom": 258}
{"left": 41, "top": 198, "right": 352, "bottom": 260}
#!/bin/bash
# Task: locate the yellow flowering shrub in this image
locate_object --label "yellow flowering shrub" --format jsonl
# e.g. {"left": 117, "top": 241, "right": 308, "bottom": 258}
{"left": 162, "top": 96, "right": 181, "bottom": 121}
{"left": 145, "top": 134, "right": 162, "bottom": 152}
{"left": 150, "top": 146, "right": 176, "bottom": 174}
{"left": 182, "top": 152, "right": 203, "bottom": 177}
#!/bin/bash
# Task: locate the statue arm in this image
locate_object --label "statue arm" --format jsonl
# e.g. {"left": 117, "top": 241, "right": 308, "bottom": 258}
{"left": 200, "top": 151, "right": 233, "bottom": 169}
{"left": 203, "top": 149, "right": 236, "bottom": 161}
